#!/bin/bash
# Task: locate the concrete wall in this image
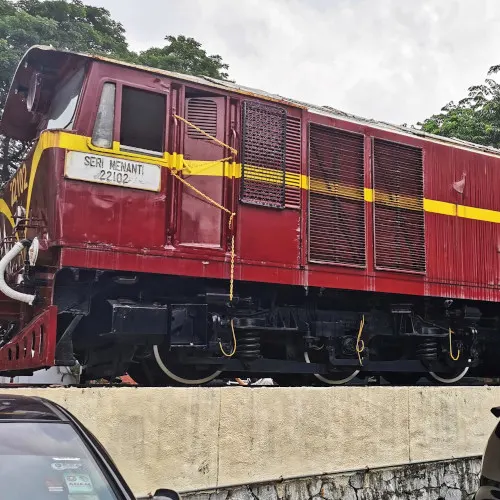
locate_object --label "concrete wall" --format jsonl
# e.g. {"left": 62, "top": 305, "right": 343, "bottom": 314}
{"left": 3, "top": 386, "right": 498, "bottom": 497}
{"left": 181, "top": 457, "right": 481, "bottom": 500}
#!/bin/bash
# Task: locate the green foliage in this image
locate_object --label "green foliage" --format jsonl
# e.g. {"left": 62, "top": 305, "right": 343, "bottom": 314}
{"left": 0, "top": 0, "right": 128, "bottom": 107}
{"left": 0, "top": 0, "right": 230, "bottom": 183}
{"left": 0, "top": 0, "right": 15, "bottom": 16}
{"left": 15, "top": 0, "right": 128, "bottom": 55}
{"left": 418, "top": 67, "right": 500, "bottom": 148}
{"left": 0, "top": 0, "right": 131, "bottom": 181}
{"left": 134, "top": 35, "right": 229, "bottom": 80}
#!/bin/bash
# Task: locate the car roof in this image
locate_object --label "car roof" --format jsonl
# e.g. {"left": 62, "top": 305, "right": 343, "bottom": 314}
{"left": 0, "top": 394, "right": 68, "bottom": 422}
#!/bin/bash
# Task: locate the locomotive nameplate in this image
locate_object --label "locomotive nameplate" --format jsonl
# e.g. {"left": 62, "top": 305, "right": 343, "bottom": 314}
{"left": 64, "top": 151, "right": 162, "bottom": 192}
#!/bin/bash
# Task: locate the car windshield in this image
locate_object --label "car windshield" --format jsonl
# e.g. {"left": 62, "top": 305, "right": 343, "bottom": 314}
{"left": 0, "top": 420, "right": 120, "bottom": 499}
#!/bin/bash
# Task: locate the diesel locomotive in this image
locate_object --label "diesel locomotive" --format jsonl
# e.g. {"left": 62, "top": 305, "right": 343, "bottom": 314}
{"left": 0, "top": 45, "right": 499, "bottom": 386}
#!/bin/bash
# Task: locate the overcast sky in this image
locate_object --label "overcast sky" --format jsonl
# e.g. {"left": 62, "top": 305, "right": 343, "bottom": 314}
{"left": 89, "top": 0, "right": 500, "bottom": 126}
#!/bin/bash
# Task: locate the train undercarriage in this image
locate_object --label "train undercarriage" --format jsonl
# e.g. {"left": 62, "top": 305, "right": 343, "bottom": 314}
{"left": 32, "top": 267, "right": 498, "bottom": 387}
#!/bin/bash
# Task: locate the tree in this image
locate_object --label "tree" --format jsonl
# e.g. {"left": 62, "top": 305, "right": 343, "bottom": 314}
{"left": 418, "top": 66, "right": 500, "bottom": 148}
{"left": 135, "top": 35, "right": 229, "bottom": 80}
{"left": 0, "top": 0, "right": 129, "bottom": 182}
{"left": 0, "top": 1, "right": 231, "bottom": 184}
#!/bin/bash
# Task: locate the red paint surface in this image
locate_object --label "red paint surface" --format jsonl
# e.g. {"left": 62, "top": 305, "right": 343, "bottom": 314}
{"left": 0, "top": 306, "right": 57, "bottom": 371}
{"left": 26, "top": 59, "right": 500, "bottom": 305}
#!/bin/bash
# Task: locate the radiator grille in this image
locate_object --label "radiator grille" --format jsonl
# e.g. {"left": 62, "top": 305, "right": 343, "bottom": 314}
{"left": 285, "top": 116, "right": 302, "bottom": 209}
{"left": 308, "top": 124, "right": 365, "bottom": 266}
{"left": 240, "top": 101, "right": 286, "bottom": 208}
{"left": 186, "top": 98, "right": 217, "bottom": 139}
{"left": 373, "top": 138, "right": 425, "bottom": 272}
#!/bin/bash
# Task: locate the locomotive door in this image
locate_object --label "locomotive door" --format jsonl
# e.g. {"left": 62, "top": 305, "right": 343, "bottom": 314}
{"left": 178, "top": 96, "right": 227, "bottom": 248}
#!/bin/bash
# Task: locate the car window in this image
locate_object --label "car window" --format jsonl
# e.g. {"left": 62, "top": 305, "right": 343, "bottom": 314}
{"left": 0, "top": 421, "right": 121, "bottom": 499}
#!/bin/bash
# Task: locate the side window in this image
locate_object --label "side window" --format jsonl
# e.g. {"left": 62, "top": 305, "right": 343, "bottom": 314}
{"left": 46, "top": 67, "right": 85, "bottom": 131}
{"left": 91, "top": 83, "right": 116, "bottom": 148}
{"left": 120, "top": 86, "right": 166, "bottom": 156}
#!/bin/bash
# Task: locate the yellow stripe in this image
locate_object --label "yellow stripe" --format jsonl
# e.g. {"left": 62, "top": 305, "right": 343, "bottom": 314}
{"left": 25, "top": 131, "right": 62, "bottom": 218}
{"left": 373, "top": 190, "right": 423, "bottom": 212}
{"left": 309, "top": 178, "right": 364, "bottom": 201}
{"left": 0, "top": 200, "right": 14, "bottom": 228}
{"left": 457, "top": 204, "right": 500, "bottom": 223}
{"left": 423, "top": 199, "right": 456, "bottom": 216}
{"left": 3, "top": 129, "right": 500, "bottom": 231}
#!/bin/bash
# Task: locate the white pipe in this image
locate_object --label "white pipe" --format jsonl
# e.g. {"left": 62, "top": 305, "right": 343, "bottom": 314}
{"left": 0, "top": 241, "right": 36, "bottom": 305}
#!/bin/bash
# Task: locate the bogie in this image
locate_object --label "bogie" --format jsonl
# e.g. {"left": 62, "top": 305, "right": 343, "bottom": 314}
{"left": 49, "top": 271, "right": 488, "bottom": 386}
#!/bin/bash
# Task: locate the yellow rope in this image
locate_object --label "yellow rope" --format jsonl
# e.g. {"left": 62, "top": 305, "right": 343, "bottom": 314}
{"left": 448, "top": 328, "right": 460, "bottom": 361}
{"left": 219, "top": 319, "right": 237, "bottom": 357}
{"left": 171, "top": 170, "right": 236, "bottom": 302}
{"left": 171, "top": 169, "right": 234, "bottom": 218}
{"left": 356, "top": 315, "right": 366, "bottom": 366}
{"left": 172, "top": 114, "right": 238, "bottom": 307}
{"left": 174, "top": 114, "right": 238, "bottom": 155}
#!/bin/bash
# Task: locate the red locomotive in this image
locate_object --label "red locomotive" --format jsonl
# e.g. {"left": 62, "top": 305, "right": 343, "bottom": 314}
{"left": 0, "top": 45, "right": 497, "bottom": 386}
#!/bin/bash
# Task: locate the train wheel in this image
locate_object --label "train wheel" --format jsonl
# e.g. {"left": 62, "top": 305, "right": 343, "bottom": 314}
{"left": 152, "top": 345, "right": 222, "bottom": 386}
{"left": 427, "top": 366, "right": 469, "bottom": 384}
{"left": 304, "top": 351, "right": 360, "bottom": 385}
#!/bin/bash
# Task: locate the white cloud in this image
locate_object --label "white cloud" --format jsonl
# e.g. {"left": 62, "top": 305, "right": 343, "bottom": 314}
{"left": 90, "top": 0, "right": 500, "bottom": 125}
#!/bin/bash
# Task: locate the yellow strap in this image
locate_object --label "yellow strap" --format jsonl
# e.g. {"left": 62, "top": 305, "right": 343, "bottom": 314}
{"left": 448, "top": 328, "right": 460, "bottom": 361}
{"left": 356, "top": 315, "right": 366, "bottom": 366}
{"left": 181, "top": 156, "right": 234, "bottom": 176}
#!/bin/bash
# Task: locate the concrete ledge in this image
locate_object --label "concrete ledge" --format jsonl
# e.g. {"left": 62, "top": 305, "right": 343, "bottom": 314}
{"left": 2, "top": 386, "right": 498, "bottom": 496}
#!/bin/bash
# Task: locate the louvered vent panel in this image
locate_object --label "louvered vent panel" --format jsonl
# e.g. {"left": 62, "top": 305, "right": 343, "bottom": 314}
{"left": 285, "top": 116, "right": 302, "bottom": 209}
{"left": 308, "top": 124, "right": 365, "bottom": 266}
{"left": 240, "top": 101, "right": 286, "bottom": 208}
{"left": 186, "top": 98, "right": 217, "bottom": 139}
{"left": 373, "top": 138, "right": 425, "bottom": 273}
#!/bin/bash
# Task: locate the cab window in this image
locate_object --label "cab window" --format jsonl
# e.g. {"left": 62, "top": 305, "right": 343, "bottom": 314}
{"left": 92, "top": 82, "right": 116, "bottom": 149}
{"left": 120, "top": 86, "right": 165, "bottom": 156}
{"left": 46, "top": 67, "right": 85, "bottom": 131}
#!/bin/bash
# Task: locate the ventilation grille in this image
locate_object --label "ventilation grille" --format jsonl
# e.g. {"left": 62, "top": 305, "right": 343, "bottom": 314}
{"left": 285, "top": 116, "right": 302, "bottom": 209}
{"left": 186, "top": 98, "right": 217, "bottom": 139}
{"left": 373, "top": 138, "right": 425, "bottom": 273}
{"left": 308, "top": 124, "right": 365, "bottom": 266}
{"left": 240, "top": 101, "right": 286, "bottom": 208}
